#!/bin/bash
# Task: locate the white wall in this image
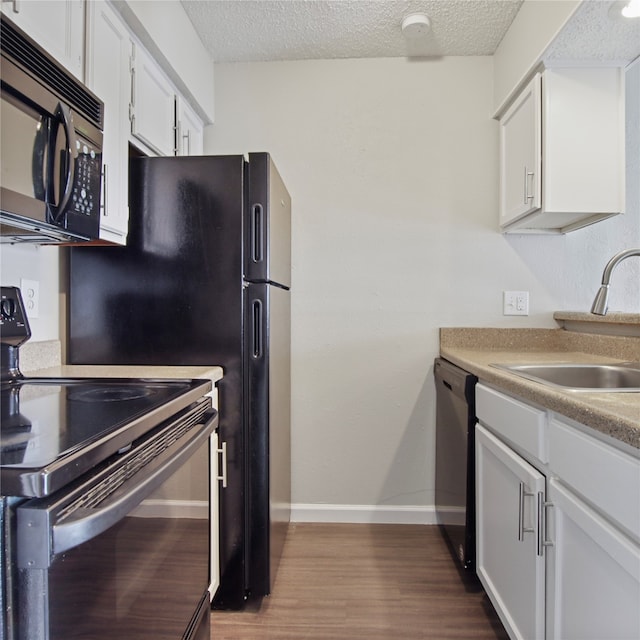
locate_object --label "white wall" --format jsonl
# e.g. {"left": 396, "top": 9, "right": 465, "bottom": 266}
{"left": 0, "top": 244, "right": 61, "bottom": 342}
{"left": 206, "top": 56, "right": 640, "bottom": 520}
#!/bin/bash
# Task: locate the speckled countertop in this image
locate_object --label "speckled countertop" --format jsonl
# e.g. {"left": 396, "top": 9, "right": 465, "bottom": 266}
{"left": 553, "top": 312, "right": 640, "bottom": 337}
{"left": 440, "top": 328, "right": 640, "bottom": 451}
{"left": 29, "top": 363, "right": 224, "bottom": 383}
{"left": 553, "top": 312, "right": 640, "bottom": 325}
{"left": 18, "top": 340, "right": 224, "bottom": 384}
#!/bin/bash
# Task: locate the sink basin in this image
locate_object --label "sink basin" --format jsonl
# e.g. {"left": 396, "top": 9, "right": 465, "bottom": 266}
{"left": 491, "top": 363, "right": 640, "bottom": 392}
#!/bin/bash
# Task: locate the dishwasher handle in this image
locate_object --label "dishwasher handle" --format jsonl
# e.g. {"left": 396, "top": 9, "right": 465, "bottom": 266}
{"left": 434, "top": 358, "right": 477, "bottom": 402}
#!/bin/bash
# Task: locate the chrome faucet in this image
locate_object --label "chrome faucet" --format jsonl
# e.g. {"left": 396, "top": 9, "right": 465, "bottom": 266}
{"left": 590, "top": 248, "right": 640, "bottom": 315}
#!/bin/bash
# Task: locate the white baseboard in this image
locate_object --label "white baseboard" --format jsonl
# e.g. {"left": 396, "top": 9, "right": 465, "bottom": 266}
{"left": 132, "top": 499, "right": 208, "bottom": 519}
{"left": 290, "top": 503, "right": 438, "bottom": 525}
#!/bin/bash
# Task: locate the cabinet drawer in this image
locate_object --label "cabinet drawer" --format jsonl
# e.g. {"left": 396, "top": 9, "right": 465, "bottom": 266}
{"left": 548, "top": 418, "right": 640, "bottom": 541}
{"left": 476, "top": 384, "right": 546, "bottom": 462}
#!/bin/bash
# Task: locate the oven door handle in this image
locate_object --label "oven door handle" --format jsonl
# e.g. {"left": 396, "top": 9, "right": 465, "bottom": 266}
{"left": 53, "top": 415, "right": 215, "bottom": 557}
{"left": 17, "top": 411, "right": 216, "bottom": 570}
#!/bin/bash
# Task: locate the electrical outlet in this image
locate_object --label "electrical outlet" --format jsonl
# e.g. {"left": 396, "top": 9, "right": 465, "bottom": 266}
{"left": 20, "top": 279, "right": 40, "bottom": 319}
{"left": 503, "top": 291, "right": 529, "bottom": 316}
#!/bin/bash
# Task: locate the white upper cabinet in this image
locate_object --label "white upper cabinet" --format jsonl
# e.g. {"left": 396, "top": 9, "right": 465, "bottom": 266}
{"left": 499, "top": 73, "right": 542, "bottom": 226}
{"left": 176, "top": 96, "right": 204, "bottom": 156}
{"left": 130, "top": 42, "right": 176, "bottom": 157}
{"left": 499, "top": 67, "right": 625, "bottom": 234}
{"left": 1, "top": 0, "right": 84, "bottom": 79}
{"left": 85, "top": 0, "right": 130, "bottom": 244}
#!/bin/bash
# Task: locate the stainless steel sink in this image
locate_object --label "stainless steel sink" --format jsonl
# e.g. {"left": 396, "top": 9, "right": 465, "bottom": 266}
{"left": 491, "top": 363, "right": 640, "bottom": 392}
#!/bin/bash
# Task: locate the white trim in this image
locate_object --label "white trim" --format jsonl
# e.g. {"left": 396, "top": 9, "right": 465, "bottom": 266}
{"left": 290, "top": 503, "right": 437, "bottom": 525}
{"left": 132, "top": 499, "right": 208, "bottom": 519}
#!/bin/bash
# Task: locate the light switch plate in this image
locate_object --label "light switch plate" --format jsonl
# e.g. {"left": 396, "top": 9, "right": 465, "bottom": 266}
{"left": 503, "top": 291, "right": 529, "bottom": 316}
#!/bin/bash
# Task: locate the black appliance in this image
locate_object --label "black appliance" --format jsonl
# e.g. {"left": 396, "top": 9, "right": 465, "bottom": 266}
{"left": 0, "top": 286, "right": 216, "bottom": 640}
{"left": 434, "top": 357, "right": 478, "bottom": 572}
{"left": 68, "top": 152, "right": 291, "bottom": 608}
{"left": 0, "top": 15, "right": 103, "bottom": 244}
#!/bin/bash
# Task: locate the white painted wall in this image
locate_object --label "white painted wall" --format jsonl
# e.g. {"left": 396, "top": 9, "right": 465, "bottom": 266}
{"left": 0, "top": 245, "right": 60, "bottom": 342}
{"left": 205, "top": 56, "right": 640, "bottom": 520}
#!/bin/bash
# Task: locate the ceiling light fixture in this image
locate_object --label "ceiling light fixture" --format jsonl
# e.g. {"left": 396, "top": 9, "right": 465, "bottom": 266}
{"left": 401, "top": 14, "right": 431, "bottom": 38}
{"left": 621, "top": 0, "right": 640, "bottom": 17}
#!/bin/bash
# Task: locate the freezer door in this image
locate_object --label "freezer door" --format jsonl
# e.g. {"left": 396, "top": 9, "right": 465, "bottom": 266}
{"left": 244, "top": 282, "right": 291, "bottom": 597}
{"left": 245, "top": 153, "right": 291, "bottom": 289}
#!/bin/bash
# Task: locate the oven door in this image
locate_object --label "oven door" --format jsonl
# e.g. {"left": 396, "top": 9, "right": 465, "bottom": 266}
{"left": 14, "top": 406, "right": 216, "bottom": 640}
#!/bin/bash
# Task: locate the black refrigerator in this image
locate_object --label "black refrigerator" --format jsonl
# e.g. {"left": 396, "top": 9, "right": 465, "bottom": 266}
{"left": 68, "top": 152, "right": 291, "bottom": 609}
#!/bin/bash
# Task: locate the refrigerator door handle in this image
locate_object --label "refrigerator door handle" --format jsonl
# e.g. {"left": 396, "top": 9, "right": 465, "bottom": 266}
{"left": 252, "top": 299, "right": 263, "bottom": 359}
{"left": 251, "top": 204, "right": 264, "bottom": 263}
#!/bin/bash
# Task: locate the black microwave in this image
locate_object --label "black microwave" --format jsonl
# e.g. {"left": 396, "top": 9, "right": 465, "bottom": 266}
{"left": 0, "top": 15, "right": 104, "bottom": 244}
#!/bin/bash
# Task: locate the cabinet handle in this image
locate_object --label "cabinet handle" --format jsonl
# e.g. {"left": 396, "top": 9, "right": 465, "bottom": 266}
{"left": 216, "top": 441, "right": 228, "bottom": 489}
{"left": 518, "top": 482, "right": 535, "bottom": 541}
{"left": 523, "top": 166, "right": 535, "bottom": 204}
{"left": 537, "top": 492, "right": 554, "bottom": 556}
{"left": 183, "top": 130, "right": 191, "bottom": 156}
{"left": 12, "top": 0, "right": 20, "bottom": 13}
{"left": 174, "top": 120, "right": 181, "bottom": 156}
{"left": 129, "top": 48, "right": 136, "bottom": 131}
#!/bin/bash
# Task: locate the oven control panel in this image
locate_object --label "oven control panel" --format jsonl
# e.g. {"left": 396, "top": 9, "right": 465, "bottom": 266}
{"left": 0, "top": 286, "right": 31, "bottom": 346}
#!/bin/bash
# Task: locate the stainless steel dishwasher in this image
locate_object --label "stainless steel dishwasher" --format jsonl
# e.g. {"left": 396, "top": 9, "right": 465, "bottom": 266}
{"left": 434, "top": 357, "right": 478, "bottom": 572}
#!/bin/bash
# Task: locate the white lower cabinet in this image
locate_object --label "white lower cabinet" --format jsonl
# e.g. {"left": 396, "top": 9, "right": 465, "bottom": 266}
{"left": 210, "top": 430, "right": 220, "bottom": 599}
{"left": 546, "top": 478, "right": 640, "bottom": 640}
{"left": 476, "top": 384, "right": 640, "bottom": 640}
{"left": 476, "top": 424, "right": 546, "bottom": 640}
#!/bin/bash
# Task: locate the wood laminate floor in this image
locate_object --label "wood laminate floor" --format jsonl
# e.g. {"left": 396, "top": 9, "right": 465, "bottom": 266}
{"left": 211, "top": 523, "right": 509, "bottom": 640}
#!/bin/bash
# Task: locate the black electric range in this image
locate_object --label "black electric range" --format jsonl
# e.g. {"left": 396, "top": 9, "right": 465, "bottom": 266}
{"left": 1, "top": 375, "right": 211, "bottom": 497}
{"left": 1, "top": 286, "right": 215, "bottom": 640}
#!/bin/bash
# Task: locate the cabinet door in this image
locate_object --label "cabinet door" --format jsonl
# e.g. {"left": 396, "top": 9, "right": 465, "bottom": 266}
{"left": 476, "top": 424, "right": 546, "bottom": 640}
{"left": 546, "top": 478, "right": 640, "bottom": 640}
{"left": 210, "top": 430, "right": 220, "bottom": 599}
{"left": 85, "top": 0, "right": 130, "bottom": 244}
{"left": 176, "top": 97, "right": 204, "bottom": 156}
{"left": 2, "top": 0, "right": 84, "bottom": 79}
{"left": 499, "top": 73, "right": 541, "bottom": 227}
{"left": 131, "top": 43, "right": 176, "bottom": 157}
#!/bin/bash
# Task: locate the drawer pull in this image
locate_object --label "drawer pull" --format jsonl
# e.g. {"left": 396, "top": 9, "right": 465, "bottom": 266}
{"left": 537, "top": 492, "right": 554, "bottom": 556}
{"left": 518, "top": 482, "right": 535, "bottom": 541}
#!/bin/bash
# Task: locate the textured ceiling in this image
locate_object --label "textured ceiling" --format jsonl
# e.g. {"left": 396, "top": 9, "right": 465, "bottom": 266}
{"left": 545, "top": 1, "right": 640, "bottom": 64}
{"left": 180, "top": 0, "right": 523, "bottom": 62}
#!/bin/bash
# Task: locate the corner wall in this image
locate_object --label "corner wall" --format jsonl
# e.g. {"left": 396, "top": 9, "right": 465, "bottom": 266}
{"left": 206, "top": 56, "right": 639, "bottom": 521}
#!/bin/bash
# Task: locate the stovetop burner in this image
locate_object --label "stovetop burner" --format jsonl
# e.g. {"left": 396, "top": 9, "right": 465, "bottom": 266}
{"left": 67, "top": 385, "right": 160, "bottom": 402}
